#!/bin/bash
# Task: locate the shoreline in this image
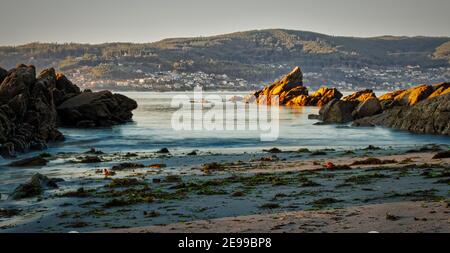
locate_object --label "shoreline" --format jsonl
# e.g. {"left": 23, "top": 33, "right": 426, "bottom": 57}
{"left": 0, "top": 144, "right": 448, "bottom": 233}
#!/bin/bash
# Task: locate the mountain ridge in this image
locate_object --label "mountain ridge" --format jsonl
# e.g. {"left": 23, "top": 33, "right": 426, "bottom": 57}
{"left": 1, "top": 29, "right": 449, "bottom": 86}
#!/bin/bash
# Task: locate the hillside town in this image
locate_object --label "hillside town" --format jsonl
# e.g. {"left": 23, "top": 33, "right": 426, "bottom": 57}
{"left": 67, "top": 65, "right": 450, "bottom": 92}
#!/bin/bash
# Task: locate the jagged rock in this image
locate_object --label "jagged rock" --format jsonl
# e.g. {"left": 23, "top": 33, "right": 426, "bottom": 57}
{"left": 319, "top": 99, "right": 358, "bottom": 123}
{"left": 0, "top": 65, "right": 63, "bottom": 156}
{"left": 379, "top": 84, "right": 433, "bottom": 106}
{"left": 286, "top": 87, "right": 342, "bottom": 107}
{"left": 8, "top": 156, "right": 49, "bottom": 167}
{"left": 255, "top": 67, "right": 306, "bottom": 105}
{"left": 309, "top": 87, "right": 343, "bottom": 107}
{"left": 253, "top": 67, "right": 344, "bottom": 107}
{"left": 9, "top": 173, "right": 63, "bottom": 200}
{"left": 0, "top": 64, "right": 137, "bottom": 157}
{"left": 352, "top": 97, "right": 382, "bottom": 119}
{"left": 429, "top": 82, "right": 450, "bottom": 99}
{"left": 53, "top": 73, "right": 81, "bottom": 106}
{"left": 353, "top": 93, "right": 450, "bottom": 135}
{"left": 57, "top": 90, "right": 138, "bottom": 127}
{"left": 343, "top": 89, "right": 376, "bottom": 102}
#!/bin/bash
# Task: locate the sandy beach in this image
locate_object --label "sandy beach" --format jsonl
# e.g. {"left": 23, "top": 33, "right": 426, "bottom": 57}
{"left": 1, "top": 144, "right": 448, "bottom": 233}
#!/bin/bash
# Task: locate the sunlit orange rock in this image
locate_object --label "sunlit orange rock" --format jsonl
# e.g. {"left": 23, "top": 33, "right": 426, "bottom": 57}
{"left": 309, "top": 87, "right": 343, "bottom": 107}
{"left": 254, "top": 66, "right": 344, "bottom": 107}
{"left": 342, "top": 89, "right": 376, "bottom": 103}
{"left": 429, "top": 82, "right": 450, "bottom": 99}
{"left": 394, "top": 84, "right": 434, "bottom": 105}
{"left": 378, "top": 90, "right": 405, "bottom": 101}
{"left": 256, "top": 66, "right": 305, "bottom": 105}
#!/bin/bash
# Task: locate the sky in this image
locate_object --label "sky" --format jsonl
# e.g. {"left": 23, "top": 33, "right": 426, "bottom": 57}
{"left": 0, "top": 0, "right": 449, "bottom": 46}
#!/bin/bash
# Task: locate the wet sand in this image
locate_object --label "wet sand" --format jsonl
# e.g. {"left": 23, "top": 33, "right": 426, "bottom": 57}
{"left": 102, "top": 201, "right": 449, "bottom": 233}
{"left": 0, "top": 144, "right": 449, "bottom": 233}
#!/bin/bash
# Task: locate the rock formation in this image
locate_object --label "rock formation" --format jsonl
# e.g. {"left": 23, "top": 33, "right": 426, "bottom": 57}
{"left": 0, "top": 64, "right": 137, "bottom": 158}
{"left": 342, "top": 89, "right": 376, "bottom": 102}
{"left": 0, "top": 65, "right": 63, "bottom": 157}
{"left": 252, "top": 67, "right": 342, "bottom": 106}
{"left": 9, "top": 173, "right": 63, "bottom": 200}
{"left": 318, "top": 89, "right": 382, "bottom": 123}
{"left": 318, "top": 99, "right": 358, "bottom": 124}
{"left": 57, "top": 91, "right": 137, "bottom": 128}
{"left": 378, "top": 83, "right": 449, "bottom": 109}
{"left": 353, "top": 93, "right": 450, "bottom": 135}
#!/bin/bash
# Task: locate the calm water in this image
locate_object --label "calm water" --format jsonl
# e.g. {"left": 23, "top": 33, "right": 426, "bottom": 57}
{"left": 43, "top": 91, "right": 450, "bottom": 155}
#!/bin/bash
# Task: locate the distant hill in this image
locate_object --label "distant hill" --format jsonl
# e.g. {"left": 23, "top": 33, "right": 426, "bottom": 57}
{"left": 0, "top": 29, "right": 449, "bottom": 83}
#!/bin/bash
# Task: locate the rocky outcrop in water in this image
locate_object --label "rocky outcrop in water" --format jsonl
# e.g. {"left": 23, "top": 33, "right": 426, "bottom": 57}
{"left": 378, "top": 83, "right": 450, "bottom": 109}
{"left": 353, "top": 93, "right": 450, "bottom": 135}
{"left": 0, "top": 65, "right": 64, "bottom": 157}
{"left": 252, "top": 67, "right": 342, "bottom": 106}
{"left": 57, "top": 90, "right": 137, "bottom": 128}
{"left": 0, "top": 64, "right": 137, "bottom": 158}
{"left": 317, "top": 90, "right": 382, "bottom": 123}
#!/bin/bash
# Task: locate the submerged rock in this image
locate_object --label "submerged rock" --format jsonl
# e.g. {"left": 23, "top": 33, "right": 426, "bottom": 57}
{"left": 10, "top": 173, "right": 63, "bottom": 200}
{"left": 112, "top": 163, "right": 145, "bottom": 171}
{"left": 8, "top": 156, "right": 49, "bottom": 167}
{"left": 156, "top": 148, "right": 170, "bottom": 154}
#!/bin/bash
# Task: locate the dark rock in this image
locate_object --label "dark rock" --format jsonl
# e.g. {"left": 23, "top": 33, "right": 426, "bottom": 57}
{"left": 0, "top": 64, "right": 137, "bottom": 158}
{"left": 187, "top": 150, "right": 198, "bottom": 156}
{"left": 432, "top": 150, "right": 450, "bottom": 159}
{"left": 319, "top": 99, "right": 358, "bottom": 123}
{"left": 0, "top": 67, "right": 7, "bottom": 84}
{"left": 78, "top": 156, "right": 102, "bottom": 163}
{"left": 57, "top": 90, "right": 137, "bottom": 127}
{"left": 8, "top": 156, "right": 49, "bottom": 167}
{"left": 308, "top": 114, "right": 320, "bottom": 120}
{"left": 10, "top": 173, "right": 63, "bottom": 200}
{"left": 112, "top": 163, "right": 145, "bottom": 171}
{"left": 0, "top": 65, "right": 63, "bottom": 157}
{"left": 353, "top": 93, "right": 450, "bottom": 135}
{"left": 263, "top": 147, "right": 282, "bottom": 153}
{"left": 156, "top": 148, "right": 170, "bottom": 154}
{"left": 84, "top": 148, "right": 104, "bottom": 155}
{"left": 352, "top": 97, "right": 382, "bottom": 119}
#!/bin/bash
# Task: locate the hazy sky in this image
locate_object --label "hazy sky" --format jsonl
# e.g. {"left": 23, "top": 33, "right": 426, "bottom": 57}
{"left": 0, "top": 0, "right": 449, "bottom": 45}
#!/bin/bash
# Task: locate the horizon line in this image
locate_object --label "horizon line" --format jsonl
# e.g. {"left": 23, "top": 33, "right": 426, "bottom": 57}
{"left": 1, "top": 28, "right": 449, "bottom": 47}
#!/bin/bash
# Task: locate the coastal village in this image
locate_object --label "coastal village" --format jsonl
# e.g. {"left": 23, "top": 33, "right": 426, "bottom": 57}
{"left": 67, "top": 65, "right": 450, "bottom": 92}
